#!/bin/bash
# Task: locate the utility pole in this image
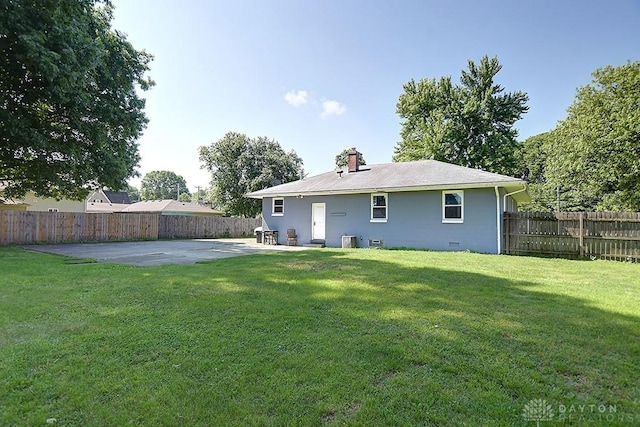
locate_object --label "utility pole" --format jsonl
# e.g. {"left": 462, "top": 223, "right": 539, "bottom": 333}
{"left": 556, "top": 184, "right": 561, "bottom": 212}
{"left": 177, "top": 183, "right": 180, "bottom": 201}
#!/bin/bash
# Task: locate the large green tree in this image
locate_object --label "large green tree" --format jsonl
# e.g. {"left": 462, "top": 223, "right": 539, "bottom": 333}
{"left": 199, "top": 132, "right": 304, "bottom": 217}
{"left": 542, "top": 61, "right": 640, "bottom": 211}
{"left": 0, "top": 0, "right": 153, "bottom": 200}
{"left": 140, "top": 171, "right": 189, "bottom": 200}
{"left": 519, "top": 132, "right": 556, "bottom": 212}
{"left": 393, "top": 56, "right": 528, "bottom": 176}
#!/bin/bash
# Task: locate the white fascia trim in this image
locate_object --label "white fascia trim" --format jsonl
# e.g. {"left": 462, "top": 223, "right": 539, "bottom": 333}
{"left": 247, "top": 181, "right": 526, "bottom": 199}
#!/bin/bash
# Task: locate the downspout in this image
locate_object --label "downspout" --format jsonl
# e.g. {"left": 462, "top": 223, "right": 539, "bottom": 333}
{"left": 494, "top": 186, "right": 501, "bottom": 254}
{"left": 503, "top": 186, "right": 528, "bottom": 212}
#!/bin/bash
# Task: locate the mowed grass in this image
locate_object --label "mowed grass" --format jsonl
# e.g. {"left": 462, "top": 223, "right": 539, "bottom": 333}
{"left": 1, "top": 246, "right": 639, "bottom": 426}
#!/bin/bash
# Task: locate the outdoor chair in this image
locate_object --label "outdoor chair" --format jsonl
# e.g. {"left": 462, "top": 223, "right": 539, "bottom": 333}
{"left": 286, "top": 229, "right": 297, "bottom": 246}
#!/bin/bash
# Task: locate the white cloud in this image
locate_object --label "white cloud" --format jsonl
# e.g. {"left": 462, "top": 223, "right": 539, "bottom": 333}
{"left": 321, "top": 100, "right": 346, "bottom": 118}
{"left": 284, "top": 90, "right": 347, "bottom": 118}
{"left": 284, "top": 90, "right": 308, "bottom": 107}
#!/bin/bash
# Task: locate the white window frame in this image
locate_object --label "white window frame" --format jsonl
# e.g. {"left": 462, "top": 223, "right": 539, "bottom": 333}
{"left": 370, "top": 193, "right": 388, "bottom": 222}
{"left": 442, "top": 190, "right": 464, "bottom": 223}
{"left": 271, "top": 198, "right": 284, "bottom": 216}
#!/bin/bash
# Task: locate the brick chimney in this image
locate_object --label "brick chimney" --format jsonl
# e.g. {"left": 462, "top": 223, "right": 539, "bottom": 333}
{"left": 347, "top": 150, "right": 360, "bottom": 172}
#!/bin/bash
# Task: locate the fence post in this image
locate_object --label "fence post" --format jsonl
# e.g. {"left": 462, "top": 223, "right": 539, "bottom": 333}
{"left": 579, "top": 212, "right": 584, "bottom": 257}
{"left": 504, "top": 212, "right": 510, "bottom": 255}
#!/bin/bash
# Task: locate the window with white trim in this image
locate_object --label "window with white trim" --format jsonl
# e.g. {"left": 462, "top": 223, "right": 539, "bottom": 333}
{"left": 442, "top": 191, "right": 463, "bottom": 223}
{"left": 272, "top": 198, "right": 284, "bottom": 216}
{"left": 371, "top": 193, "right": 388, "bottom": 222}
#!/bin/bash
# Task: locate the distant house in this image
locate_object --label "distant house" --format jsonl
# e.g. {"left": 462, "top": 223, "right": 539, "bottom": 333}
{"left": 246, "top": 151, "right": 530, "bottom": 253}
{"left": 121, "top": 200, "right": 222, "bottom": 216}
{"left": 0, "top": 184, "right": 85, "bottom": 212}
{"left": 87, "top": 189, "right": 132, "bottom": 204}
{"left": 23, "top": 192, "right": 86, "bottom": 212}
{"left": 86, "top": 189, "right": 133, "bottom": 213}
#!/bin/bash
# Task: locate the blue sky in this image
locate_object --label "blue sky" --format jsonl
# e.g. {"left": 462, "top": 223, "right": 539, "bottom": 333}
{"left": 111, "top": 0, "right": 639, "bottom": 192}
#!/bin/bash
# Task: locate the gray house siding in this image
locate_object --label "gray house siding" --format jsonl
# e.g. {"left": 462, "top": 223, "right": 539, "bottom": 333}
{"left": 261, "top": 187, "right": 505, "bottom": 253}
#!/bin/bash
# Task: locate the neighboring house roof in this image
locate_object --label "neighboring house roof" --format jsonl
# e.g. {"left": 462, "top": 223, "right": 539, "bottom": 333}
{"left": 86, "top": 202, "right": 130, "bottom": 213}
{"left": 103, "top": 190, "right": 131, "bottom": 204}
{"left": 87, "top": 189, "right": 132, "bottom": 204}
{"left": 0, "top": 184, "right": 20, "bottom": 205}
{"left": 0, "top": 195, "right": 24, "bottom": 205}
{"left": 85, "top": 190, "right": 133, "bottom": 213}
{"left": 0, "top": 196, "right": 28, "bottom": 210}
{"left": 246, "top": 160, "right": 530, "bottom": 203}
{"left": 121, "top": 200, "right": 223, "bottom": 216}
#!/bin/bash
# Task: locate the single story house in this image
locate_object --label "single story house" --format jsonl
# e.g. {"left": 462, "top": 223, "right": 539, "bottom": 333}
{"left": 120, "top": 200, "right": 223, "bottom": 216}
{"left": 246, "top": 151, "right": 529, "bottom": 253}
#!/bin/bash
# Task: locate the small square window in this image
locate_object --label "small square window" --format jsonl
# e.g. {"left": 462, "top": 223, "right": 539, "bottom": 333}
{"left": 443, "top": 191, "right": 463, "bottom": 223}
{"left": 371, "top": 193, "right": 388, "bottom": 222}
{"left": 272, "top": 198, "right": 284, "bottom": 216}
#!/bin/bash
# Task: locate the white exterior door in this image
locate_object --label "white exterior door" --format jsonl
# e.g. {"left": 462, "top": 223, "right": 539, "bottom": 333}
{"left": 312, "top": 203, "right": 326, "bottom": 240}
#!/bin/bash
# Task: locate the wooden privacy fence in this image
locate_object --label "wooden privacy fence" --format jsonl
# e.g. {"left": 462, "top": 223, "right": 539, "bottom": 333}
{"left": 158, "top": 215, "right": 261, "bottom": 239}
{"left": 0, "top": 211, "right": 158, "bottom": 245}
{"left": 504, "top": 212, "right": 640, "bottom": 261}
{"left": 0, "top": 211, "right": 261, "bottom": 246}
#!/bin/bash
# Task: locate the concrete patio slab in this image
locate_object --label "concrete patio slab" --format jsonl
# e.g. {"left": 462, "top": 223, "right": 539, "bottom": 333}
{"left": 25, "top": 238, "right": 309, "bottom": 266}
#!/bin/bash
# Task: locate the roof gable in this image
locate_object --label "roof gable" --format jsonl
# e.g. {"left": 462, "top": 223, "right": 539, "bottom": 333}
{"left": 247, "top": 160, "right": 527, "bottom": 198}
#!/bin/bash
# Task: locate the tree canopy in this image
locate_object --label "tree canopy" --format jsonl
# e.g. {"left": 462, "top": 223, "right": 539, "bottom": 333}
{"left": 518, "top": 132, "right": 556, "bottom": 212}
{"left": 199, "top": 132, "right": 304, "bottom": 217}
{"left": 0, "top": 0, "right": 153, "bottom": 200}
{"left": 393, "top": 56, "right": 528, "bottom": 176}
{"left": 140, "top": 171, "right": 189, "bottom": 200}
{"left": 523, "top": 61, "right": 640, "bottom": 211}
{"left": 335, "top": 147, "right": 366, "bottom": 169}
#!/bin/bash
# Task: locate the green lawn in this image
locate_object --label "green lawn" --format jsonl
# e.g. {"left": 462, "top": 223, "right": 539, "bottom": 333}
{"left": 1, "top": 247, "right": 639, "bottom": 426}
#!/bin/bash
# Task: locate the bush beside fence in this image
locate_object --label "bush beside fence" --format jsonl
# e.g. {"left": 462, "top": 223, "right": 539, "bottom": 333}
{"left": 0, "top": 211, "right": 260, "bottom": 246}
{"left": 504, "top": 211, "right": 640, "bottom": 262}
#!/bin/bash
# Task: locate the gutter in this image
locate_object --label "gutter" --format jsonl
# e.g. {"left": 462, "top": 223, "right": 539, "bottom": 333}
{"left": 247, "top": 181, "right": 527, "bottom": 199}
{"left": 503, "top": 185, "right": 528, "bottom": 212}
{"left": 494, "top": 186, "right": 501, "bottom": 254}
